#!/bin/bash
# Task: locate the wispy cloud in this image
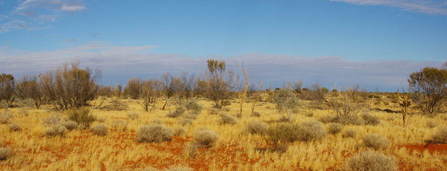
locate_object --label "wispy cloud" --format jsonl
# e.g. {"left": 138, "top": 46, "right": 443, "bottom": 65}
{"left": 0, "top": 0, "right": 86, "bottom": 32}
{"left": 0, "top": 42, "right": 442, "bottom": 90}
{"left": 331, "top": 0, "right": 447, "bottom": 15}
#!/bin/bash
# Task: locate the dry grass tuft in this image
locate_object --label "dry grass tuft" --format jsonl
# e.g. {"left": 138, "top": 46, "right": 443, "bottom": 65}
{"left": 91, "top": 124, "right": 108, "bottom": 136}
{"left": 8, "top": 123, "right": 21, "bottom": 132}
{"left": 0, "top": 147, "right": 12, "bottom": 161}
{"left": 219, "top": 113, "right": 238, "bottom": 125}
{"left": 327, "top": 123, "right": 343, "bottom": 135}
{"left": 430, "top": 126, "right": 447, "bottom": 144}
{"left": 45, "top": 125, "right": 67, "bottom": 137}
{"left": 62, "top": 121, "right": 78, "bottom": 130}
{"left": 192, "top": 129, "right": 219, "bottom": 148}
{"left": 342, "top": 129, "right": 357, "bottom": 138}
{"left": 246, "top": 120, "right": 268, "bottom": 135}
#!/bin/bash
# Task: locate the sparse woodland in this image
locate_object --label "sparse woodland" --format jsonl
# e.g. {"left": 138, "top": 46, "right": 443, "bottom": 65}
{"left": 0, "top": 60, "right": 447, "bottom": 170}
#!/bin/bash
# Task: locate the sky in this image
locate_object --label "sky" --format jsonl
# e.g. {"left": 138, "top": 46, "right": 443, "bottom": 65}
{"left": 1, "top": 0, "right": 446, "bottom": 91}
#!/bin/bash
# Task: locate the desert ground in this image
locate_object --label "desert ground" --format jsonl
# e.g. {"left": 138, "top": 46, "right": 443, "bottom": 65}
{"left": 1, "top": 92, "right": 446, "bottom": 171}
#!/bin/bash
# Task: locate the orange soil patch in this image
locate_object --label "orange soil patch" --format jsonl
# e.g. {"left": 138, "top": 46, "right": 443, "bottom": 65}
{"left": 399, "top": 144, "right": 447, "bottom": 154}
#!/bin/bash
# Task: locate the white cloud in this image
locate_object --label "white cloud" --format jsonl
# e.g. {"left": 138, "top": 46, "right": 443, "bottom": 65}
{"left": 331, "top": 0, "right": 447, "bottom": 15}
{"left": 0, "top": 43, "right": 442, "bottom": 90}
{"left": 60, "top": 4, "right": 85, "bottom": 11}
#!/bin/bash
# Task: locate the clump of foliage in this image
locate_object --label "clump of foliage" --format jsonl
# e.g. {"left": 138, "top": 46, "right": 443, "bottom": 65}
{"left": 205, "top": 59, "right": 234, "bottom": 109}
{"left": 408, "top": 67, "right": 447, "bottom": 114}
{"left": 15, "top": 76, "right": 44, "bottom": 109}
{"left": 271, "top": 88, "right": 299, "bottom": 114}
{"left": 45, "top": 125, "right": 67, "bottom": 137}
{"left": 246, "top": 120, "right": 268, "bottom": 135}
{"left": 219, "top": 113, "right": 238, "bottom": 125}
{"left": 0, "top": 73, "right": 15, "bottom": 107}
{"left": 267, "top": 121, "right": 326, "bottom": 143}
{"left": 361, "top": 113, "right": 380, "bottom": 125}
{"left": 192, "top": 129, "right": 219, "bottom": 148}
{"left": 167, "top": 107, "right": 186, "bottom": 118}
{"left": 346, "top": 151, "right": 397, "bottom": 171}
{"left": 327, "top": 123, "right": 343, "bottom": 135}
{"left": 184, "top": 100, "right": 202, "bottom": 114}
{"left": 363, "top": 134, "right": 390, "bottom": 150}
{"left": 429, "top": 126, "right": 447, "bottom": 144}
{"left": 0, "top": 147, "right": 13, "bottom": 161}
{"left": 136, "top": 124, "right": 173, "bottom": 143}
{"left": 67, "top": 108, "right": 96, "bottom": 129}
{"left": 62, "top": 121, "right": 78, "bottom": 130}
{"left": 91, "top": 124, "right": 108, "bottom": 136}
{"left": 342, "top": 129, "right": 357, "bottom": 138}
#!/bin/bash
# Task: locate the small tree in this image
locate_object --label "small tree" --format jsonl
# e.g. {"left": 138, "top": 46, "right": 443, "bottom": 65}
{"left": 205, "top": 59, "right": 233, "bottom": 108}
{"left": 408, "top": 67, "right": 447, "bottom": 114}
{"left": 15, "top": 76, "right": 44, "bottom": 108}
{"left": 141, "top": 80, "right": 162, "bottom": 112}
{"left": 0, "top": 73, "right": 15, "bottom": 107}
{"left": 124, "top": 78, "right": 143, "bottom": 99}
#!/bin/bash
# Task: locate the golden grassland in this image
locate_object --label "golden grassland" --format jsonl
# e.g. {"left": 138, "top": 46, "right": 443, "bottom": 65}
{"left": 1, "top": 96, "right": 447, "bottom": 171}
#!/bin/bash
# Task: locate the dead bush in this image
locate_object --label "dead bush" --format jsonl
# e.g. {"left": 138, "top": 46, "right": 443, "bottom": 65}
{"left": 346, "top": 151, "right": 397, "bottom": 171}
{"left": 91, "top": 124, "right": 108, "bottom": 136}
{"left": 246, "top": 120, "right": 268, "bottom": 135}
{"left": 192, "top": 129, "right": 219, "bottom": 148}
{"left": 136, "top": 124, "right": 173, "bottom": 143}
{"left": 0, "top": 147, "right": 12, "bottom": 161}
{"left": 328, "top": 123, "right": 343, "bottom": 134}
{"left": 363, "top": 134, "right": 390, "bottom": 150}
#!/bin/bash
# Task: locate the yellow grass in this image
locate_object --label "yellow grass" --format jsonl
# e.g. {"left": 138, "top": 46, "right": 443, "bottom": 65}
{"left": 1, "top": 97, "right": 446, "bottom": 170}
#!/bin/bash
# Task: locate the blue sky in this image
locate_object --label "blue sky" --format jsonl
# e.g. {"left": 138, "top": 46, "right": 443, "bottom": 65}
{"left": 1, "top": 0, "right": 447, "bottom": 90}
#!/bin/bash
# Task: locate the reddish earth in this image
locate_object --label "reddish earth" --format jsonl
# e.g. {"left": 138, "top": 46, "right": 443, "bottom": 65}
{"left": 399, "top": 144, "right": 447, "bottom": 154}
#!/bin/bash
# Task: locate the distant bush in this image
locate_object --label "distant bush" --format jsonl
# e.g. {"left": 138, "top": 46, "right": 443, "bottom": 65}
{"left": 342, "top": 129, "right": 357, "bottom": 138}
{"left": 136, "top": 124, "right": 173, "bottom": 143}
{"left": 91, "top": 124, "right": 108, "bottom": 136}
{"left": 62, "top": 121, "right": 78, "bottom": 130}
{"left": 127, "top": 112, "right": 139, "bottom": 120}
{"left": 0, "top": 147, "right": 12, "bottom": 161}
{"left": 192, "top": 129, "right": 219, "bottom": 148}
{"left": 45, "top": 125, "right": 67, "bottom": 137}
{"left": 267, "top": 121, "right": 326, "bottom": 143}
{"left": 179, "top": 118, "right": 193, "bottom": 126}
{"left": 361, "top": 113, "right": 380, "bottom": 125}
{"left": 219, "top": 113, "right": 238, "bottom": 125}
{"left": 430, "top": 126, "right": 447, "bottom": 144}
{"left": 346, "top": 151, "right": 397, "bottom": 171}
{"left": 184, "top": 101, "right": 202, "bottom": 114}
{"left": 0, "top": 111, "right": 12, "bottom": 124}
{"left": 363, "top": 134, "right": 390, "bottom": 150}
{"left": 102, "top": 98, "right": 128, "bottom": 111}
{"left": 246, "top": 120, "right": 268, "bottom": 135}
{"left": 328, "top": 123, "right": 343, "bottom": 135}
{"left": 167, "top": 107, "right": 186, "bottom": 118}
{"left": 8, "top": 123, "right": 21, "bottom": 132}
{"left": 42, "top": 115, "right": 61, "bottom": 126}
{"left": 68, "top": 108, "right": 96, "bottom": 129}
{"left": 271, "top": 88, "right": 299, "bottom": 113}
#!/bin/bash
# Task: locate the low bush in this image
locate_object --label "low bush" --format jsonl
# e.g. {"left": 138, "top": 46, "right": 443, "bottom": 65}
{"left": 219, "top": 114, "right": 238, "bottom": 125}
{"left": 363, "top": 134, "right": 390, "bottom": 150}
{"left": 42, "top": 115, "right": 61, "bottom": 126}
{"left": 136, "top": 124, "right": 173, "bottom": 143}
{"left": 430, "top": 126, "right": 447, "bottom": 144}
{"left": 91, "top": 124, "right": 108, "bottom": 136}
{"left": 361, "top": 113, "right": 380, "bottom": 125}
{"left": 342, "top": 129, "right": 357, "bottom": 138}
{"left": 246, "top": 120, "right": 268, "bottom": 135}
{"left": 0, "top": 147, "right": 12, "bottom": 161}
{"left": 167, "top": 107, "right": 186, "bottom": 118}
{"left": 267, "top": 121, "right": 326, "bottom": 143}
{"left": 68, "top": 108, "right": 96, "bottom": 129}
{"left": 346, "top": 151, "right": 397, "bottom": 171}
{"left": 62, "top": 121, "right": 78, "bottom": 130}
{"left": 184, "top": 101, "right": 202, "bottom": 114}
{"left": 0, "top": 111, "right": 12, "bottom": 124}
{"left": 111, "top": 120, "right": 128, "bottom": 131}
{"left": 45, "top": 125, "right": 67, "bottom": 137}
{"left": 192, "top": 129, "right": 219, "bottom": 148}
{"left": 328, "top": 123, "right": 343, "bottom": 135}
{"left": 8, "top": 123, "right": 21, "bottom": 132}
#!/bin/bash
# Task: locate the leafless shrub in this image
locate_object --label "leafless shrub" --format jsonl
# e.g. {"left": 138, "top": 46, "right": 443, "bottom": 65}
{"left": 363, "top": 134, "right": 390, "bottom": 150}
{"left": 141, "top": 80, "right": 162, "bottom": 112}
{"left": 15, "top": 76, "right": 43, "bottom": 109}
{"left": 8, "top": 123, "right": 21, "bottom": 132}
{"left": 346, "top": 151, "right": 397, "bottom": 171}
{"left": 0, "top": 147, "right": 12, "bottom": 161}
{"left": 91, "top": 124, "right": 108, "bottom": 136}
{"left": 246, "top": 120, "right": 268, "bottom": 135}
{"left": 219, "top": 113, "right": 238, "bottom": 125}
{"left": 45, "top": 125, "right": 67, "bottom": 137}
{"left": 124, "top": 78, "right": 143, "bottom": 99}
{"left": 328, "top": 123, "right": 343, "bottom": 135}
{"left": 136, "top": 124, "right": 173, "bottom": 143}
{"left": 192, "top": 129, "right": 219, "bottom": 148}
